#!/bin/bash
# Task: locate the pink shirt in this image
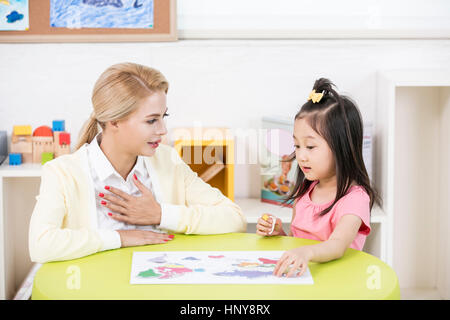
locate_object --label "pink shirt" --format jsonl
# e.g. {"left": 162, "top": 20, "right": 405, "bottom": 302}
{"left": 290, "top": 180, "right": 371, "bottom": 251}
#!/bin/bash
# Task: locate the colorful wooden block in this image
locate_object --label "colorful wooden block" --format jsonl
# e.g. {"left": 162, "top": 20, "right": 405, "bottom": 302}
{"left": 52, "top": 120, "right": 65, "bottom": 132}
{"left": 13, "top": 125, "right": 32, "bottom": 136}
{"left": 59, "top": 132, "right": 70, "bottom": 145}
{"left": 9, "top": 153, "right": 22, "bottom": 165}
{"left": 33, "top": 126, "right": 53, "bottom": 137}
{"left": 41, "top": 152, "right": 54, "bottom": 165}
{"left": 11, "top": 135, "right": 32, "bottom": 154}
{"left": 32, "top": 136, "right": 54, "bottom": 163}
{"left": 22, "top": 153, "right": 32, "bottom": 164}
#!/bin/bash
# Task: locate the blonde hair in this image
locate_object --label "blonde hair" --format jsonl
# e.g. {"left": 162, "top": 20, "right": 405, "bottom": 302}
{"left": 76, "top": 62, "right": 169, "bottom": 150}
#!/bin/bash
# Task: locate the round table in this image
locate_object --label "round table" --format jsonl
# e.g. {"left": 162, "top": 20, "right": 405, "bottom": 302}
{"left": 32, "top": 233, "right": 400, "bottom": 299}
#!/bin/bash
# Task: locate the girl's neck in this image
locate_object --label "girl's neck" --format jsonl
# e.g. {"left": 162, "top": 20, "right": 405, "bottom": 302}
{"left": 99, "top": 133, "right": 137, "bottom": 181}
{"left": 316, "top": 175, "right": 337, "bottom": 190}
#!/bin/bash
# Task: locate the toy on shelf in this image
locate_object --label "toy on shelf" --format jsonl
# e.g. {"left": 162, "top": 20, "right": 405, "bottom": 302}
{"left": 8, "top": 120, "right": 71, "bottom": 166}
{"left": 54, "top": 132, "right": 71, "bottom": 158}
{"left": 9, "top": 153, "right": 22, "bottom": 166}
{"left": 41, "top": 152, "right": 54, "bottom": 165}
{"left": 32, "top": 126, "right": 54, "bottom": 163}
{"left": 11, "top": 125, "right": 33, "bottom": 164}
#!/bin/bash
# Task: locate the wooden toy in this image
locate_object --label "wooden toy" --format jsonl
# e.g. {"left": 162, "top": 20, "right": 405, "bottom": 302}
{"left": 41, "top": 152, "right": 54, "bottom": 165}
{"left": 9, "top": 153, "right": 22, "bottom": 165}
{"left": 52, "top": 120, "right": 65, "bottom": 132}
{"left": 32, "top": 126, "right": 54, "bottom": 163}
{"left": 9, "top": 121, "right": 72, "bottom": 166}
{"left": 13, "top": 125, "right": 32, "bottom": 136}
{"left": 54, "top": 132, "right": 71, "bottom": 157}
{"left": 11, "top": 125, "right": 32, "bottom": 164}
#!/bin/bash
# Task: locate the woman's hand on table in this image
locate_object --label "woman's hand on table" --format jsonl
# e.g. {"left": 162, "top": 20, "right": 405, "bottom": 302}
{"left": 99, "top": 174, "right": 161, "bottom": 225}
{"left": 256, "top": 214, "right": 285, "bottom": 236}
{"left": 273, "top": 246, "right": 313, "bottom": 277}
{"left": 116, "top": 230, "right": 174, "bottom": 247}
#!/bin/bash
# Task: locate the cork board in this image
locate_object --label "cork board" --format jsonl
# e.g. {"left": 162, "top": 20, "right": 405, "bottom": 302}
{"left": 0, "top": 0, "right": 177, "bottom": 42}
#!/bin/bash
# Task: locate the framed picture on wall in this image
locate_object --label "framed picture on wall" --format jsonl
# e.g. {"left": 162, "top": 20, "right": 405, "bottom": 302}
{"left": 0, "top": 0, "right": 177, "bottom": 42}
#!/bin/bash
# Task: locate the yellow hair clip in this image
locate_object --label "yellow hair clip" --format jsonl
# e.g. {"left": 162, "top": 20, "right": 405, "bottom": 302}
{"left": 307, "top": 89, "right": 324, "bottom": 103}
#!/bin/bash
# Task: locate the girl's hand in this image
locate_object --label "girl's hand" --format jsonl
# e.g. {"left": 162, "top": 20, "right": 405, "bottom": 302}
{"left": 99, "top": 175, "right": 161, "bottom": 225}
{"left": 256, "top": 214, "right": 285, "bottom": 236}
{"left": 273, "top": 246, "right": 313, "bottom": 277}
{"left": 116, "top": 230, "right": 173, "bottom": 247}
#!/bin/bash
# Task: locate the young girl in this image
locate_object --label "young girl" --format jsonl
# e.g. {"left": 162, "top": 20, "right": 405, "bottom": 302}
{"left": 29, "top": 62, "right": 246, "bottom": 263}
{"left": 256, "top": 78, "right": 380, "bottom": 278}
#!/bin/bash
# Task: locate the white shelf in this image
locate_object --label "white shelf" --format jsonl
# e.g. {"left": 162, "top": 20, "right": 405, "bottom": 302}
{"left": 0, "top": 162, "right": 43, "bottom": 177}
{"left": 236, "top": 197, "right": 386, "bottom": 224}
{"left": 235, "top": 198, "right": 293, "bottom": 224}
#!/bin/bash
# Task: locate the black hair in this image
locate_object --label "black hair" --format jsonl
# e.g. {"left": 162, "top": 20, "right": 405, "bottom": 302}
{"left": 283, "top": 78, "right": 381, "bottom": 215}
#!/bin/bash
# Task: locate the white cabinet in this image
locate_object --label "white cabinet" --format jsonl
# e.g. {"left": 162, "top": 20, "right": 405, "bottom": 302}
{"left": 375, "top": 69, "right": 450, "bottom": 299}
{"left": 0, "top": 163, "right": 41, "bottom": 300}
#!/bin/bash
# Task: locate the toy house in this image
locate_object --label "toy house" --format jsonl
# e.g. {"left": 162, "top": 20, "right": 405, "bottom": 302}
{"left": 8, "top": 121, "right": 71, "bottom": 165}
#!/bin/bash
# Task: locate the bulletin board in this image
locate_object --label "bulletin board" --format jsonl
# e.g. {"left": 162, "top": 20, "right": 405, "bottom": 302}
{"left": 0, "top": 0, "right": 177, "bottom": 42}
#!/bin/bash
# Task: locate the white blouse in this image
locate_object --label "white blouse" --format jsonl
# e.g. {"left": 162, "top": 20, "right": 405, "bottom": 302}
{"left": 86, "top": 132, "right": 173, "bottom": 247}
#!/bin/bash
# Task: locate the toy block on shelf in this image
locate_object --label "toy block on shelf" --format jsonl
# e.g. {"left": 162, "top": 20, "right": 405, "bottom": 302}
{"left": 11, "top": 125, "right": 32, "bottom": 153}
{"left": 54, "top": 132, "right": 71, "bottom": 157}
{"left": 52, "top": 120, "right": 65, "bottom": 132}
{"left": 13, "top": 125, "right": 32, "bottom": 136}
{"left": 11, "top": 135, "right": 32, "bottom": 153}
{"left": 32, "top": 126, "right": 54, "bottom": 163}
{"left": 41, "top": 152, "right": 54, "bottom": 165}
{"left": 9, "top": 153, "right": 22, "bottom": 166}
{"left": 11, "top": 125, "right": 33, "bottom": 163}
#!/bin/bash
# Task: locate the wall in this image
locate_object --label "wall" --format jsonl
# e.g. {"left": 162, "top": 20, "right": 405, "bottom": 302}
{"left": 1, "top": 40, "right": 450, "bottom": 197}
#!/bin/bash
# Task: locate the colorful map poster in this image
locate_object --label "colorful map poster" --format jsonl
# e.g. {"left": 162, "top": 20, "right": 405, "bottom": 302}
{"left": 50, "top": 0, "right": 154, "bottom": 29}
{"left": 130, "top": 251, "right": 314, "bottom": 285}
{"left": 0, "top": 0, "right": 29, "bottom": 31}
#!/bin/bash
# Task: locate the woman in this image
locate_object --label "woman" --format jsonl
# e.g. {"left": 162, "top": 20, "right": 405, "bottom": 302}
{"left": 29, "top": 62, "right": 247, "bottom": 263}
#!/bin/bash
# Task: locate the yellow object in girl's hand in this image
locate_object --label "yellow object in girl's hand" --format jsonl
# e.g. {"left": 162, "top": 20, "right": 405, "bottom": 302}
{"left": 262, "top": 214, "right": 276, "bottom": 235}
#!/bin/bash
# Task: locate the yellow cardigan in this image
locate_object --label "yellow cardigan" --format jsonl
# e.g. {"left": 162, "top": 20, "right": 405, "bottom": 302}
{"left": 29, "top": 144, "right": 247, "bottom": 263}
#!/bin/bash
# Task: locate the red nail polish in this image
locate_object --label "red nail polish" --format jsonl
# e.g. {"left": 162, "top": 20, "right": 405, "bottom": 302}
{"left": 99, "top": 193, "right": 104, "bottom": 198}
{"left": 104, "top": 186, "right": 110, "bottom": 190}
{"left": 108, "top": 213, "right": 112, "bottom": 216}
{"left": 101, "top": 200, "right": 106, "bottom": 205}
{"left": 133, "top": 174, "right": 137, "bottom": 180}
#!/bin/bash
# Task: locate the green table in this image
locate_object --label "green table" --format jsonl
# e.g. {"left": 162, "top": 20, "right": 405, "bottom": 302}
{"left": 32, "top": 233, "right": 400, "bottom": 299}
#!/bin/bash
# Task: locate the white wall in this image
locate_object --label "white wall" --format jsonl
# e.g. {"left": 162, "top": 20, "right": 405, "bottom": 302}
{"left": 178, "top": 0, "right": 450, "bottom": 38}
{"left": 1, "top": 40, "right": 450, "bottom": 197}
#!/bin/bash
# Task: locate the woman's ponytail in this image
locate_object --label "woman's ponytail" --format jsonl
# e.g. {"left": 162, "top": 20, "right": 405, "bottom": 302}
{"left": 75, "top": 114, "right": 99, "bottom": 150}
